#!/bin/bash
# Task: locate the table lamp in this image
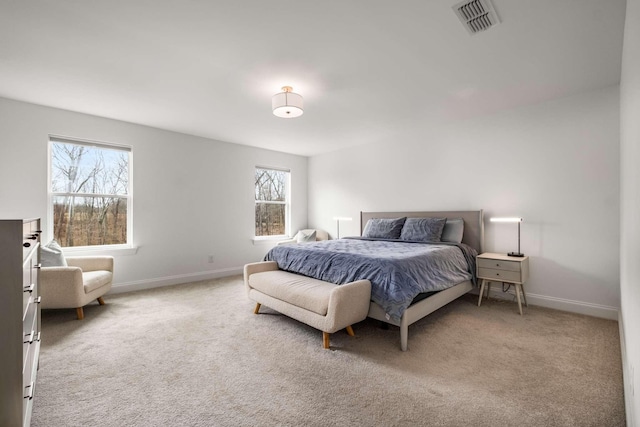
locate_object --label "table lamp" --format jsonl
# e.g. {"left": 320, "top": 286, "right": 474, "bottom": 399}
{"left": 490, "top": 217, "right": 524, "bottom": 257}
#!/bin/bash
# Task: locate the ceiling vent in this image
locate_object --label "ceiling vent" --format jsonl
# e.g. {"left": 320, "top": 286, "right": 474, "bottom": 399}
{"left": 453, "top": 0, "right": 501, "bottom": 35}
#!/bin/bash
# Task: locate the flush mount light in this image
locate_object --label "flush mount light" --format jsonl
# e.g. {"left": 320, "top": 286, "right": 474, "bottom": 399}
{"left": 272, "top": 86, "right": 303, "bottom": 118}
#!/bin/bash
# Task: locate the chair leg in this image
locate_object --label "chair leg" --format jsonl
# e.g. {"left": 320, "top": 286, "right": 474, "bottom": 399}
{"left": 97, "top": 297, "right": 105, "bottom": 305}
{"left": 76, "top": 307, "right": 84, "bottom": 320}
{"left": 345, "top": 325, "right": 355, "bottom": 336}
{"left": 323, "top": 332, "right": 330, "bottom": 349}
{"left": 254, "top": 303, "right": 261, "bottom": 314}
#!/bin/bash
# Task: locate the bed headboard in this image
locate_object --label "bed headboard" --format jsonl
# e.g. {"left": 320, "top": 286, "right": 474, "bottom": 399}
{"left": 360, "top": 210, "right": 484, "bottom": 254}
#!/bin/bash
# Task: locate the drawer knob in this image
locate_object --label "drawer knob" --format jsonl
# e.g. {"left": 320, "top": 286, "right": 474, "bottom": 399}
{"left": 27, "top": 235, "right": 37, "bottom": 240}
{"left": 24, "top": 382, "right": 35, "bottom": 400}
{"left": 23, "top": 330, "right": 36, "bottom": 344}
{"left": 23, "top": 242, "right": 31, "bottom": 248}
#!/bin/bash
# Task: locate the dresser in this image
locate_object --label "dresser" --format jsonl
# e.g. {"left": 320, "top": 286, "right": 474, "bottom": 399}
{"left": 0, "top": 219, "right": 42, "bottom": 427}
{"left": 476, "top": 252, "right": 529, "bottom": 315}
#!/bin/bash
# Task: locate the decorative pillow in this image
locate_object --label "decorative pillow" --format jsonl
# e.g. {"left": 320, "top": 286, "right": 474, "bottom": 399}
{"left": 400, "top": 217, "right": 447, "bottom": 242}
{"left": 441, "top": 218, "right": 465, "bottom": 244}
{"left": 41, "top": 239, "right": 68, "bottom": 267}
{"left": 362, "top": 217, "right": 407, "bottom": 239}
{"left": 296, "top": 229, "right": 317, "bottom": 243}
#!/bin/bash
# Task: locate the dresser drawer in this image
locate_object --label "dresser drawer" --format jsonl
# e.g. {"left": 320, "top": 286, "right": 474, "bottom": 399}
{"left": 22, "top": 300, "right": 38, "bottom": 364}
{"left": 23, "top": 340, "right": 39, "bottom": 426}
{"left": 477, "top": 257, "right": 521, "bottom": 272}
{"left": 22, "top": 221, "right": 40, "bottom": 261}
{"left": 23, "top": 261, "right": 32, "bottom": 317}
{"left": 477, "top": 267, "right": 522, "bottom": 283}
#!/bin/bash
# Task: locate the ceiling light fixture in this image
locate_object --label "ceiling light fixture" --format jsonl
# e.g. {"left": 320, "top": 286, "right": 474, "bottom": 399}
{"left": 272, "top": 86, "right": 303, "bottom": 118}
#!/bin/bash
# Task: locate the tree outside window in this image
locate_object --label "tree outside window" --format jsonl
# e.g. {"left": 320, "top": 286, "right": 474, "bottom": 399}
{"left": 255, "top": 167, "right": 290, "bottom": 237}
{"left": 49, "top": 137, "right": 131, "bottom": 247}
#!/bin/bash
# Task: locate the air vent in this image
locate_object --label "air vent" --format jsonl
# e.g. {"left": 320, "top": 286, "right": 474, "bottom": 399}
{"left": 453, "top": 0, "right": 501, "bottom": 35}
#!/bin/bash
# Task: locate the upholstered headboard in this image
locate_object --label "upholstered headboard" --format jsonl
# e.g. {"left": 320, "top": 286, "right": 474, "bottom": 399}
{"left": 360, "top": 210, "right": 484, "bottom": 254}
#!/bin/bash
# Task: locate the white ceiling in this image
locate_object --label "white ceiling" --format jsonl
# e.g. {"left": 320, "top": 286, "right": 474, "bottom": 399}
{"left": 0, "top": 0, "right": 626, "bottom": 157}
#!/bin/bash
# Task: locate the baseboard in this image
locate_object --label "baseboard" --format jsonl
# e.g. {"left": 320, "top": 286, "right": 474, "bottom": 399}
{"left": 109, "top": 267, "right": 243, "bottom": 294}
{"left": 476, "top": 286, "right": 619, "bottom": 320}
{"left": 619, "top": 309, "right": 635, "bottom": 427}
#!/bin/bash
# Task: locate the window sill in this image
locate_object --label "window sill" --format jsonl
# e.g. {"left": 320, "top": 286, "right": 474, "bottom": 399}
{"left": 62, "top": 245, "right": 139, "bottom": 257}
{"left": 252, "top": 236, "right": 290, "bottom": 245}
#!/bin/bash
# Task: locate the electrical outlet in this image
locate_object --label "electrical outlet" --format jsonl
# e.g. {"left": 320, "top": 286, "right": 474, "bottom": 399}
{"left": 208, "top": 255, "right": 214, "bottom": 264}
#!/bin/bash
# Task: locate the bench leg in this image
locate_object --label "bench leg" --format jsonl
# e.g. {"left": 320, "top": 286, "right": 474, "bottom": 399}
{"left": 253, "top": 303, "right": 261, "bottom": 314}
{"left": 97, "top": 297, "right": 105, "bottom": 305}
{"left": 345, "top": 325, "right": 355, "bottom": 336}
{"left": 323, "top": 332, "right": 330, "bottom": 349}
{"left": 76, "top": 307, "right": 84, "bottom": 320}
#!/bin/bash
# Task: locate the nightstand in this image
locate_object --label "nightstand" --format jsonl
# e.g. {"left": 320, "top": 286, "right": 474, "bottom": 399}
{"left": 476, "top": 252, "right": 530, "bottom": 315}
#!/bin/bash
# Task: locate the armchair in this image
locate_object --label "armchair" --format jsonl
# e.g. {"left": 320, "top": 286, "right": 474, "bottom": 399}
{"left": 40, "top": 256, "right": 114, "bottom": 320}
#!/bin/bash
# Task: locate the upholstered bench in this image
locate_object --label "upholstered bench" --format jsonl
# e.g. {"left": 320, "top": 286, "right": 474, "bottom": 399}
{"left": 243, "top": 261, "right": 371, "bottom": 349}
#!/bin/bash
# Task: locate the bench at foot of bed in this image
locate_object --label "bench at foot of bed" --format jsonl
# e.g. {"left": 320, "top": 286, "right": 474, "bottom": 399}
{"left": 244, "top": 261, "right": 371, "bottom": 349}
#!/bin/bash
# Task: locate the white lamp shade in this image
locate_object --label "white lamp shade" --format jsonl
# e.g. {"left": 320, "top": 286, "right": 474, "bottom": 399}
{"left": 272, "top": 90, "right": 304, "bottom": 118}
{"left": 490, "top": 217, "right": 523, "bottom": 223}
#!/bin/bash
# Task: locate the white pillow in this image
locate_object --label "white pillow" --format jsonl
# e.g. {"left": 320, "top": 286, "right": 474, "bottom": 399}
{"left": 296, "top": 229, "right": 317, "bottom": 243}
{"left": 41, "top": 239, "right": 68, "bottom": 267}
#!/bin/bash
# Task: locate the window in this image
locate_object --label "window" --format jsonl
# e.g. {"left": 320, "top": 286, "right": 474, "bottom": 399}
{"left": 49, "top": 136, "right": 132, "bottom": 248}
{"left": 255, "top": 167, "right": 290, "bottom": 237}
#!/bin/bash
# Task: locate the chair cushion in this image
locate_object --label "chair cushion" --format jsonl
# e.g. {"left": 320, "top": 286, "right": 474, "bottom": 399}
{"left": 83, "top": 270, "right": 113, "bottom": 294}
{"left": 249, "top": 270, "right": 334, "bottom": 316}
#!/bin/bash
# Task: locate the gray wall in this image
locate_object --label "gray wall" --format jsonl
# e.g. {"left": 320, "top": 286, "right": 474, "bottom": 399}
{"left": 620, "top": 0, "right": 640, "bottom": 423}
{"left": 308, "top": 85, "right": 620, "bottom": 319}
{"left": 0, "top": 97, "right": 308, "bottom": 290}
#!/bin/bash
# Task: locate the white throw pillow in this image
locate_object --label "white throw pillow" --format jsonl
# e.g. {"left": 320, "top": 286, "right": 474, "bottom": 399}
{"left": 296, "top": 229, "right": 317, "bottom": 243}
{"left": 41, "top": 239, "right": 68, "bottom": 267}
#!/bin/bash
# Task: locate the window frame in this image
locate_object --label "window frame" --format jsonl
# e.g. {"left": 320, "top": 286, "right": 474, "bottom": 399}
{"left": 47, "top": 135, "right": 134, "bottom": 252}
{"left": 254, "top": 166, "right": 291, "bottom": 240}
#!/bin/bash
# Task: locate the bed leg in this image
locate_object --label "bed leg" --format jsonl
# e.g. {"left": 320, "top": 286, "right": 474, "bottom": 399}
{"left": 253, "top": 303, "right": 261, "bottom": 314}
{"left": 345, "top": 325, "right": 355, "bottom": 336}
{"left": 400, "top": 316, "right": 409, "bottom": 351}
{"left": 478, "top": 279, "right": 486, "bottom": 306}
{"left": 323, "top": 332, "right": 330, "bottom": 349}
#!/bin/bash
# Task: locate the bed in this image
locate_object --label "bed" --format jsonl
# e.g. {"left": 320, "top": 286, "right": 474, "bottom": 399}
{"left": 265, "top": 210, "right": 484, "bottom": 350}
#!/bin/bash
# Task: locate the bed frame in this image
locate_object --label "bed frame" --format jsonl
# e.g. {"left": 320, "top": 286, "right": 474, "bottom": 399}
{"left": 361, "top": 210, "right": 484, "bottom": 351}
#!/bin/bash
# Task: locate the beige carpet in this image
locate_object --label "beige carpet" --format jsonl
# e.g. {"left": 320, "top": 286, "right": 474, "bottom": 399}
{"left": 32, "top": 276, "right": 625, "bottom": 426}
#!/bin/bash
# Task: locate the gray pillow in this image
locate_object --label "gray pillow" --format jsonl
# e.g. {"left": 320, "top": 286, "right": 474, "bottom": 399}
{"left": 441, "top": 218, "right": 465, "bottom": 244}
{"left": 296, "top": 229, "right": 317, "bottom": 243}
{"left": 400, "top": 217, "right": 447, "bottom": 242}
{"left": 362, "top": 217, "right": 407, "bottom": 239}
{"left": 41, "top": 239, "right": 68, "bottom": 267}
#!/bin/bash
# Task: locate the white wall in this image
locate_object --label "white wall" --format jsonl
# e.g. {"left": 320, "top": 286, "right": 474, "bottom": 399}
{"left": 0, "top": 97, "right": 308, "bottom": 290}
{"left": 308, "top": 85, "right": 620, "bottom": 319}
{"left": 620, "top": 0, "right": 640, "bottom": 423}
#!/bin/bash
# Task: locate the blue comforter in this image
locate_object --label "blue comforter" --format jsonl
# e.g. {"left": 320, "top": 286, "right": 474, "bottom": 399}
{"left": 264, "top": 237, "right": 477, "bottom": 321}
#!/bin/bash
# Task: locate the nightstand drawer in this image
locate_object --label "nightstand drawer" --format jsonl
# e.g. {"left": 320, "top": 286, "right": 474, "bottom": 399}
{"left": 477, "top": 258, "right": 521, "bottom": 272}
{"left": 477, "top": 268, "right": 521, "bottom": 282}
